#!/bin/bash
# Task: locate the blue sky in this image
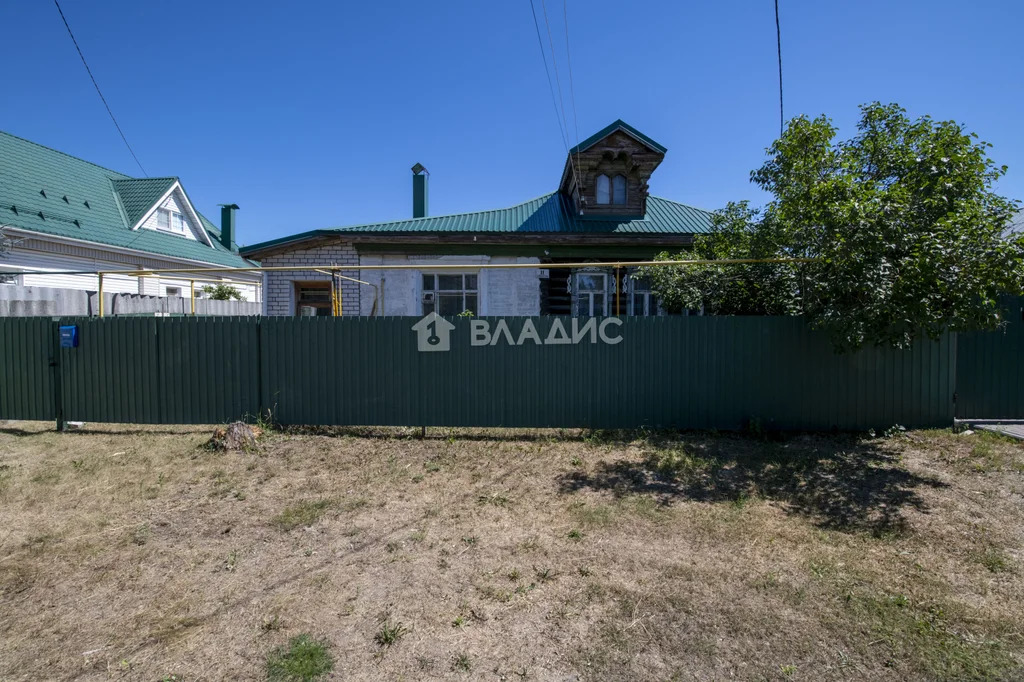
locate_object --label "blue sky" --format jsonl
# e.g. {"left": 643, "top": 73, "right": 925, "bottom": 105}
{"left": 2, "top": 0, "right": 1022, "bottom": 245}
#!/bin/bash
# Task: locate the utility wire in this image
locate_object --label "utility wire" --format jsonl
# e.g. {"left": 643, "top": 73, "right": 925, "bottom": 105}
{"left": 54, "top": 0, "right": 147, "bottom": 176}
{"left": 540, "top": 0, "right": 580, "bottom": 196}
{"left": 774, "top": 0, "right": 784, "bottom": 136}
{"left": 563, "top": 0, "right": 582, "bottom": 195}
{"left": 528, "top": 0, "right": 581, "bottom": 198}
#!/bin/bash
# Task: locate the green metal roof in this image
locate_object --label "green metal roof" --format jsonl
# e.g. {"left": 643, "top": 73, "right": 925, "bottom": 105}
{"left": 241, "top": 192, "right": 713, "bottom": 256}
{"left": 0, "top": 130, "right": 253, "bottom": 268}
{"left": 110, "top": 177, "right": 176, "bottom": 227}
{"left": 568, "top": 119, "right": 667, "bottom": 155}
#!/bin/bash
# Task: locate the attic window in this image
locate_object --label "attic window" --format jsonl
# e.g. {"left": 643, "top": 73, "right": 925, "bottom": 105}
{"left": 157, "top": 209, "right": 187, "bottom": 234}
{"left": 613, "top": 175, "right": 626, "bottom": 205}
{"left": 596, "top": 175, "right": 610, "bottom": 204}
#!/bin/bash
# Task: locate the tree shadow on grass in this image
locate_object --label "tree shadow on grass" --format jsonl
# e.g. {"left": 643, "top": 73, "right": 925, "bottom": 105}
{"left": 557, "top": 433, "right": 949, "bottom": 536}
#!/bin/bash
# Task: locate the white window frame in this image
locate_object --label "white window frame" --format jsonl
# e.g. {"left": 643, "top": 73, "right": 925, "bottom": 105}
{"left": 571, "top": 270, "right": 609, "bottom": 317}
{"left": 165, "top": 286, "right": 182, "bottom": 297}
{"left": 625, "top": 274, "right": 655, "bottom": 316}
{"left": 156, "top": 208, "right": 187, "bottom": 234}
{"left": 421, "top": 271, "right": 479, "bottom": 316}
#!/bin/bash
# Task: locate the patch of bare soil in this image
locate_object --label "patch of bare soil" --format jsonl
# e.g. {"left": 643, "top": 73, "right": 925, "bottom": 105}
{"left": 0, "top": 422, "right": 1021, "bottom": 680}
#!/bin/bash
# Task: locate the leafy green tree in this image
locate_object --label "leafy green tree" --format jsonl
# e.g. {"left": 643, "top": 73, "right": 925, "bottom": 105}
{"left": 643, "top": 202, "right": 800, "bottom": 316}
{"left": 649, "top": 102, "right": 1023, "bottom": 350}
{"left": 201, "top": 283, "right": 244, "bottom": 301}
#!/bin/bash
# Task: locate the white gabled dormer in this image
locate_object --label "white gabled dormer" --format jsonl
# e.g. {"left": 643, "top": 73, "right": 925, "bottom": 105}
{"left": 114, "top": 177, "right": 216, "bottom": 247}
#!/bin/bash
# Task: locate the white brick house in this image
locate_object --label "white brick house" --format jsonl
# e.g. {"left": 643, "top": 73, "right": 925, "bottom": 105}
{"left": 242, "top": 120, "right": 715, "bottom": 317}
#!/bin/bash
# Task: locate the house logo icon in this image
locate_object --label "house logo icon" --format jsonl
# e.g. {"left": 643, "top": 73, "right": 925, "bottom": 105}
{"left": 412, "top": 312, "right": 456, "bottom": 352}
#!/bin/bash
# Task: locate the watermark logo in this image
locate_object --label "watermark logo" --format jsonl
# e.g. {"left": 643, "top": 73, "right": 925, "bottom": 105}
{"left": 412, "top": 314, "right": 623, "bottom": 352}
{"left": 411, "top": 312, "right": 455, "bottom": 352}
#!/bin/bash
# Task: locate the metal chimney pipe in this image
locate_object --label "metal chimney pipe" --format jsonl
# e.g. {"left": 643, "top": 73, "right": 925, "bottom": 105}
{"left": 411, "top": 163, "right": 428, "bottom": 218}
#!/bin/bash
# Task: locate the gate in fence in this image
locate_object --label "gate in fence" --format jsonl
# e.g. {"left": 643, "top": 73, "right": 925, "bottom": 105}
{"left": 954, "top": 296, "right": 1024, "bottom": 420}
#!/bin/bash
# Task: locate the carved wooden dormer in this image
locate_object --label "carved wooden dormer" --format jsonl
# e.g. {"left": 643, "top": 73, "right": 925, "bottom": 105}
{"left": 559, "top": 119, "right": 666, "bottom": 219}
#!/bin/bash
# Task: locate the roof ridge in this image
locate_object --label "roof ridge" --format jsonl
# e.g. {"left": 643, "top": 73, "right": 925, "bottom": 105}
{"left": 0, "top": 129, "right": 135, "bottom": 179}
{"left": 112, "top": 176, "right": 179, "bottom": 183}
{"left": 329, "top": 192, "right": 559, "bottom": 231}
{"left": 648, "top": 195, "right": 714, "bottom": 215}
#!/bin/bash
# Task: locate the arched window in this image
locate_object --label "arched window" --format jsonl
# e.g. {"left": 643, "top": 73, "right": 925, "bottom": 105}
{"left": 595, "top": 174, "right": 610, "bottom": 204}
{"left": 612, "top": 175, "right": 627, "bottom": 205}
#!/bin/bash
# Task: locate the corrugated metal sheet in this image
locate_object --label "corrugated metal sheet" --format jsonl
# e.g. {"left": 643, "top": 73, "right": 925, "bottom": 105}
{"left": 261, "top": 316, "right": 956, "bottom": 430}
{"left": 0, "top": 317, "right": 55, "bottom": 420}
{"left": 955, "top": 297, "right": 1024, "bottom": 419}
{"left": 3, "top": 314, "right": 1021, "bottom": 429}
{"left": 241, "top": 195, "right": 715, "bottom": 257}
{"left": 58, "top": 317, "right": 259, "bottom": 424}
{"left": 330, "top": 194, "right": 714, "bottom": 235}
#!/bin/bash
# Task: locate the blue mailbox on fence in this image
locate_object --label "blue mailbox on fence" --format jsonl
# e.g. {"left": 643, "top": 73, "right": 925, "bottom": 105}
{"left": 59, "top": 325, "right": 79, "bottom": 348}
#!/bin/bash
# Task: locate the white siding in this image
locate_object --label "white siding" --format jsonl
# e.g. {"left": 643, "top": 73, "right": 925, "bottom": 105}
{"left": 138, "top": 187, "right": 205, "bottom": 243}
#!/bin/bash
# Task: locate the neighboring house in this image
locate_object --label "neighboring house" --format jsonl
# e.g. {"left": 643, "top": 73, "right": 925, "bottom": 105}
{"left": 241, "top": 120, "right": 714, "bottom": 317}
{"left": 1008, "top": 210, "right": 1024, "bottom": 236}
{"left": 0, "top": 130, "right": 260, "bottom": 300}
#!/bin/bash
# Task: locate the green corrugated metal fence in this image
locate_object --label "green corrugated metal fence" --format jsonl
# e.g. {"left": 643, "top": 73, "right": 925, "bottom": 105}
{"left": 260, "top": 316, "right": 956, "bottom": 429}
{"left": 0, "top": 314, "right": 1019, "bottom": 429}
{"left": 0, "top": 317, "right": 56, "bottom": 421}
{"left": 57, "top": 317, "right": 260, "bottom": 424}
{"left": 954, "top": 297, "right": 1024, "bottom": 419}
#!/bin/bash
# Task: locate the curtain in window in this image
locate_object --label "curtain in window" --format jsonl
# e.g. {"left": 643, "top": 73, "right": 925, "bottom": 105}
{"left": 595, "top": 174, "right": 610, "bottom": 204}
{"left": 612, "top": 175, "right": 626, "bottom": 205}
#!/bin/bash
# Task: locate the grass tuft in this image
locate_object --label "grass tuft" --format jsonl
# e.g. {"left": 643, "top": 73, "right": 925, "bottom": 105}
{"left": 374, "top": 620, "right": 408, "bottom": 648}
{"left": 273, "top": 499, "right": 333, "bottom": 531}
{"left": 266, "top": 634, "right": 334, "bottom": 682}
{"left": 452, "top": 652, "right": 472, "bottom": 672}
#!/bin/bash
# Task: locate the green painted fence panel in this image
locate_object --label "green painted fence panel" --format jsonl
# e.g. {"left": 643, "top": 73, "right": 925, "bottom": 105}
{"left": 58, "top": 317, "right": 259, "bottom": 424}
{"left": 1, "top": 313, "right": 1009, "bottom": 429}
{"left": 261, "top": 316, "right": 955, "bottom": 430}
{"left": 0, "top": 317, "right": 55, "bottom": 421}
{"left": 955, "top": 297, "right": 1024, "bottom": 419}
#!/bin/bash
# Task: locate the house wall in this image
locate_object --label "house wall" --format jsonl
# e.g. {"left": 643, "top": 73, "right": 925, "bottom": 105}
{"left": 0, "top": 236, "right": 261, "bottom": 301}
{"left": 259, "top": 242, "right": 541, "bottom": 317}
{"left": 357, "top": 253, "right": 541, "bottom": 317}
{"left": 260, "top": 242, "right": 360, "bottom": 316}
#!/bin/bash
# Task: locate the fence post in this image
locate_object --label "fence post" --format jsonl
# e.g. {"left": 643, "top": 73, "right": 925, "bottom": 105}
{"left": 51, "top": 319, "right": 64, "bottom": 431}
{"left": 256, "top": 316, "right": 264, "bottom": 423}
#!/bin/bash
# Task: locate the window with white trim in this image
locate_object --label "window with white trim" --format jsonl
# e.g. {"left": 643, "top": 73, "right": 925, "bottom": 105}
{"left": 626, "top": 274, "right": 656, "bottom": 316}
{"left": 572, "top": 271, "right": 608, "bottom": 316}
{"left": 156, "top": 209, "right": 187, "bottom": 234}
{"left": 422, "top": 273, "right": 478, "bottom": 316}
{"left": 165, "top": 286, "right": 181, "bottom": 297}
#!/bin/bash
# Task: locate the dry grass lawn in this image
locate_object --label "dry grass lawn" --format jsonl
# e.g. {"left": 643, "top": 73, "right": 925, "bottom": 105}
{"left": 0, "top": 421, "right": 1022, "bottom": 681}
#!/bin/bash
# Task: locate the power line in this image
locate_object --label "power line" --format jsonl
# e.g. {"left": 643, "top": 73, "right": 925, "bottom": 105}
{"left": 527, "top": 0, "right": 581, "bottom": 199}
{"left": 563, "top": 0, "right": 582, "bottom": 194}
{"left": 53, "top": 0, "right": 147, "bottom": 176}
{"left": 774, "top": 0, "right": 784, "bottom": 136}
{"left": 539, "top": 0, "right": 579, "bottom": 193}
